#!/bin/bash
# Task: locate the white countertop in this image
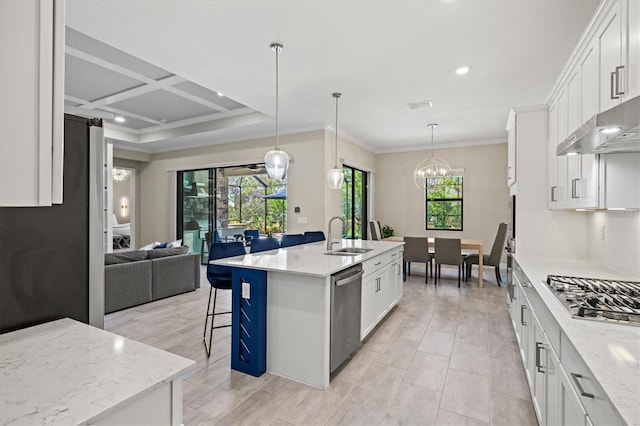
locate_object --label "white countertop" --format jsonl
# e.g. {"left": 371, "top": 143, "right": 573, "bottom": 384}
{"left": 212, "top": 239, "right": 405, "bottom": 277}
{"left": 513, "top": 254, "right": 640, "bottom": 426}
{"left": 0, "top": 318, "right": 195, "bottom": 425}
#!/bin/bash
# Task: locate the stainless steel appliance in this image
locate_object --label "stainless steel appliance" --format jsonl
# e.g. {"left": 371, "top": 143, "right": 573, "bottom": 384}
{"left": 330, "top": 263, "right": 363, "bottom": 374}
{"left": 557, "top": 95, "right": 640, "bottom": 155}
{"left": 546, "top": 275, "right": 640, "bottom": 326}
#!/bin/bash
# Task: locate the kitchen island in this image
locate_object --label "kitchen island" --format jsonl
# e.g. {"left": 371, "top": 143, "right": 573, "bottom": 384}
{"left": 0, "top": 318, "right": 195, "bottom": 425}
{"left": 213, "top": 239, "right": 404, "bottom": 389}
{"left": 511, "top": 254, "right": 639, "bottom": 426}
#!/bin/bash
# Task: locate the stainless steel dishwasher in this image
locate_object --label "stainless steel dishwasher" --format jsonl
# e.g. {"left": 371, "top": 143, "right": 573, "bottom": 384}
{"left": 330, "top": 263, "right": 364, "bottom": 374}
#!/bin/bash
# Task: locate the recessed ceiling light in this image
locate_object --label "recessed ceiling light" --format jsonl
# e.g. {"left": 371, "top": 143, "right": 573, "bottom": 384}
{"left": 599, "top": 126, "right": 622, "bottom": 134}
{"left": 114, "top": 116, "right": 125, "bottom": 123}
{"left": 217, "top": 92, "right": 224, "bottom": 97}
{"left": 455, "top": 66, "right": 470, "bottom": 75}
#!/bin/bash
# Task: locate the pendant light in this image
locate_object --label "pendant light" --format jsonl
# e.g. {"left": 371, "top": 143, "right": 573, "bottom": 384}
{"left": 327, "top": 92, "right": 344, "bottom": 189}
{"left": 264, "top": 42, "right": 290, "bottom": 180}
{"left": 413, "top": 123, "right": 452, "bottom": 190}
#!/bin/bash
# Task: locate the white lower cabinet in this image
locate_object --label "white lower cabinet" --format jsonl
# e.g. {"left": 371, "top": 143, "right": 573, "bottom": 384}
{"left": 559, "top": 363, "right": 590, "bottom": 426}
{"left": 509, "top": 259, "right": 624, "bottom": 426}
{"left": 360, "top": 249, "right": 403, "bottom": 340}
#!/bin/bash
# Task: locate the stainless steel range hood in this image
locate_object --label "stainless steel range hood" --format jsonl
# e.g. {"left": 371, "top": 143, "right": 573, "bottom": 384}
{"left": 556, "top": 96, "right": 639, "bottom": 155}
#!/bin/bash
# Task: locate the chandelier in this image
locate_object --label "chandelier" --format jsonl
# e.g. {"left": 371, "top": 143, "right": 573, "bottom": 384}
{"left": 112, "top": 168, "right": 130, "bottom": 182}
{"left": 413, "top": 123, "right": 452, "bottom": 190}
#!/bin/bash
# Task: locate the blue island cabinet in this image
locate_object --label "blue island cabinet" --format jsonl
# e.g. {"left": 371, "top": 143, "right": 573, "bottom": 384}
{"left": 231, "top": 267, "right": 267, "bottom": 377}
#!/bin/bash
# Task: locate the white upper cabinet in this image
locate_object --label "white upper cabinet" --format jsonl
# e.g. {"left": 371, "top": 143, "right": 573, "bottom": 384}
{"left": 627, "top": 0, "right": 639, "bottom": 99}
{"left": 0, "top": 0, "right": 65, "bottom": 207}
{"left": 580, "top": 44, "right": 599, "bottom": 122}
{"left": 598, "top": 3, "right": 624, "bottom": 112}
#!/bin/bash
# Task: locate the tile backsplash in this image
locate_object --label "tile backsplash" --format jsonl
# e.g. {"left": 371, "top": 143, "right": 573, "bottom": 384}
{"left": 587, "top": 210, "right": 640, "bottom": 279}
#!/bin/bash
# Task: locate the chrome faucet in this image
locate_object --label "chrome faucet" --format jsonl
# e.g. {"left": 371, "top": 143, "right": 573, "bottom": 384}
{"left": 327, "top": 216, "right": 344, "bottom": 250}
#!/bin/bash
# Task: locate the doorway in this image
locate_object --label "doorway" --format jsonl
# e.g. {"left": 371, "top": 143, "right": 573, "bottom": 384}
{"left": 111, "top": 167, "right": 135, "bottom": 250}
{"left": 342, "top": 165, "right": 368, "bottom": 239}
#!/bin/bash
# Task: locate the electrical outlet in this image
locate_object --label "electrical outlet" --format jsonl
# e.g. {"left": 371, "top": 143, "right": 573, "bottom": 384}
{"left": 600, "top": 225, "right": 605, "bottom": 241}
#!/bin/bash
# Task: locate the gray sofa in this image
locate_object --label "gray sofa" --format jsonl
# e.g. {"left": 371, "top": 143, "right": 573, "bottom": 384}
{"left": 105, "top": 247, "right": 201, "bottom": 314}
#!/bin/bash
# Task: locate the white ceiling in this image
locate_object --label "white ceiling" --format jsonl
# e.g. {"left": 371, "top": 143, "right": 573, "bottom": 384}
{"left": 65, "top": 0, "right": 601, "bottom": 154}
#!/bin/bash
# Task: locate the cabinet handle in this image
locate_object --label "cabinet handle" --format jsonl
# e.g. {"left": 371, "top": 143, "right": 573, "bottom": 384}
{"left": 610, "top": 71, "right": 620, "bottom": 100}
{"left": 391, "top": 252, "right": 397, "bottom": 257}
{"left": 571, "top": 178, "right": 580, "bottom": 199}
{"left": 520, "top": 305, "right": 527, "bottom": 326}
{"left": 570, "top": 373, "right": 595, "bottom": 398}
{"left": 551, "top": 186, "right": 557, "bottom": 202}
{"left": 375, "top": 262, "right": 382, "bottom": 266}
{"left": 535, "top": 342, "right": 546, "bottom": 373}
{"left": 615, "top": 65, "right": 624, "bottom": 96}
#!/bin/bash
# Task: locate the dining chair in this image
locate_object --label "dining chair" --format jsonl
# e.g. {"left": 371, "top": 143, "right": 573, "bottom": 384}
{"left": 243, "top": 229, "right": 260, "bottom": 245}
{"left": 434, "top": 238, "right": 464, "bottom": 287}
{"left": 465, "top": 222, "right": 507, "bottom": 286}
{"left": 249, "top": 237, "right": 280, "bottom": 253}
{"left": 403, "top": 237, "right": 432, "bottom": 283}
{"left": 204, "top": 241, "right": 245, "bottom": 357}
{"left": 304, "top": 231, "right": 326, "bottom": 243}
{"left": 280, "top": 233, "right": 306, "bottom": 248}
{"left": 369, "top": 221, "right": 383, "bottom": 240}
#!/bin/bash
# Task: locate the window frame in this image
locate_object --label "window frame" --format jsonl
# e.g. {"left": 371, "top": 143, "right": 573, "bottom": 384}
{"left": 425, "top": 173, "right": 464, "bottom": 231}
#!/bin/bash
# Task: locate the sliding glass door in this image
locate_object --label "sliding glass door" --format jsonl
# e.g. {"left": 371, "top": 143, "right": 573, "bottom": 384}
{"left": 177, "top": 164, "right": 286, "bottom": 257}
{"left": 342, "top": 165, "right": 367, "bottom": 239}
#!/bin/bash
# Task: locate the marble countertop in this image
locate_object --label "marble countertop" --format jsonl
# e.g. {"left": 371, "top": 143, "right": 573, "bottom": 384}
{"left": 0, "top": 318, "right": 195, "bottom": 425}
{"left": 513, "top": 254, "right": 640, "bottom": 426}
{"left": 212, "top": 239, "right": 405, "bottom": 277}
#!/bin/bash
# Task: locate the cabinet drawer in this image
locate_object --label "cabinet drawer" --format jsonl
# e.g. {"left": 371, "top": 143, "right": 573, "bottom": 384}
{"left": 362, "top": 256, "right": 387, "bottom": 278}
{"left": 362, "top": 248, "right": 401, "bottom": 278}
{"left": 560, "top": 333, "right": 624, "bottom": 425}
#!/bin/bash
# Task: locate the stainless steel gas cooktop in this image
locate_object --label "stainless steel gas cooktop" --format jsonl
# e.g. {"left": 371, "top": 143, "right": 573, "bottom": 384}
{"left": 546, "top": 275, "right": 640, "bottom": 326}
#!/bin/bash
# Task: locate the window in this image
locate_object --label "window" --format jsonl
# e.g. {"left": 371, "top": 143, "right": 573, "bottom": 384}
{"left": 342, "top": 165, "right": 367, "bottom": 239}
{"left": 425, "top": 175, "right": 463, "bottom": 231}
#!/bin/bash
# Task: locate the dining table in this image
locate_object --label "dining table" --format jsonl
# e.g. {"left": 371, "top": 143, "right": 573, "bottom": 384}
{"left": 384, "top": 236, "right": 485, "bottom": 288}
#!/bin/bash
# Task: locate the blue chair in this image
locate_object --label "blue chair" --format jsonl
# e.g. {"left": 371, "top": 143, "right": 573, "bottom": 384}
{"left": 304, "top": 231, "right": 326, "bottom": 243}
{"left": 244, "top": 229, "right": 260, "bottom": 245}
{"left": 213, "top": 230, "right": 222, "bottom": 243}
{"left": 204, "top": 241, "right": 245, "bottom": 357}
{"left": 280, "top": 234, "right": 306, "bottom": 248}
{"left": 250, "top": 237, "right": 280, "bottom": 253}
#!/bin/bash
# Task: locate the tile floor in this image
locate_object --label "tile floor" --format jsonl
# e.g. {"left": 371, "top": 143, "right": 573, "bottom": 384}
{"left": 105, "top": 264, "right": 538, "bottom": 425}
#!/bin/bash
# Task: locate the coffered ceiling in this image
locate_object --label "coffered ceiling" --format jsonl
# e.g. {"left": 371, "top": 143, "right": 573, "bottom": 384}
{"left": 65, "top": 0, "right": 601, "bottom": 153}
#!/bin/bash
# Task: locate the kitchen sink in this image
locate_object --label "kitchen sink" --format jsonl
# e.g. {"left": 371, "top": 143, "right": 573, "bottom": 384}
{"left": 325, "top": 247, "right": 373, "bottom": 256}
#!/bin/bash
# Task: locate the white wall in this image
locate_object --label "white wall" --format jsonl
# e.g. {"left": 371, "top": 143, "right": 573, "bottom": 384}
{"left": 375, "top": 142, "right": 509, "bottom": 252}
{"left": 134, "top": 130, "right": 328, "bottom": 246}
{"left": 587, "top": 210, "right": 640, "bottom": 278}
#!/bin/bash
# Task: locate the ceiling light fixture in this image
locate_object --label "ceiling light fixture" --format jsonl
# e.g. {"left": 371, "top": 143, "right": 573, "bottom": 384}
{"left": 413, "top": 123, "right": 452, "bottom": 190}
{"left": 327, "top": 92, "right": 344, "bottom": 189}
{"left": 217, "top": 92, "right": 224, "bottom": 97}
{"left": 455, "top": 66, "right": 470, "bottom": 75}
{"left": 114, "top": 115, "right": 126, "bottom": 123}
{"left": 264, "top": 42, "right": 289, "bottom": 180}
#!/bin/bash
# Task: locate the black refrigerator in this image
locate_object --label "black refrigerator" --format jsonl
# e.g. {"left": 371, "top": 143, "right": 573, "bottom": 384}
{"left": 0, "top": 115, "right": 104, "bottom": 334}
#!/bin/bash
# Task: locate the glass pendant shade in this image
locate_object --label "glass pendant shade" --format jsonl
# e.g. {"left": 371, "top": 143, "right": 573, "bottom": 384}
{"left": 327, "top": 167, "right": 344, "bottom": 189}
{"left": 265, "top": 149, "right": 289, "bottom": 180}
{"left": 265, "top": 42, "right": 289, "bottom": 180}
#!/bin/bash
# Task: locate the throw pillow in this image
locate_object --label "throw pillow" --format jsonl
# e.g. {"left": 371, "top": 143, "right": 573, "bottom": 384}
{"left": 140, "top": 241, "right": 160, "bottom": 251}
{"left": 169, "top": 239, "right": 182, "bottom": 248}
{"left": 153, "top": 242, "right": 168, "bottom": 249}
